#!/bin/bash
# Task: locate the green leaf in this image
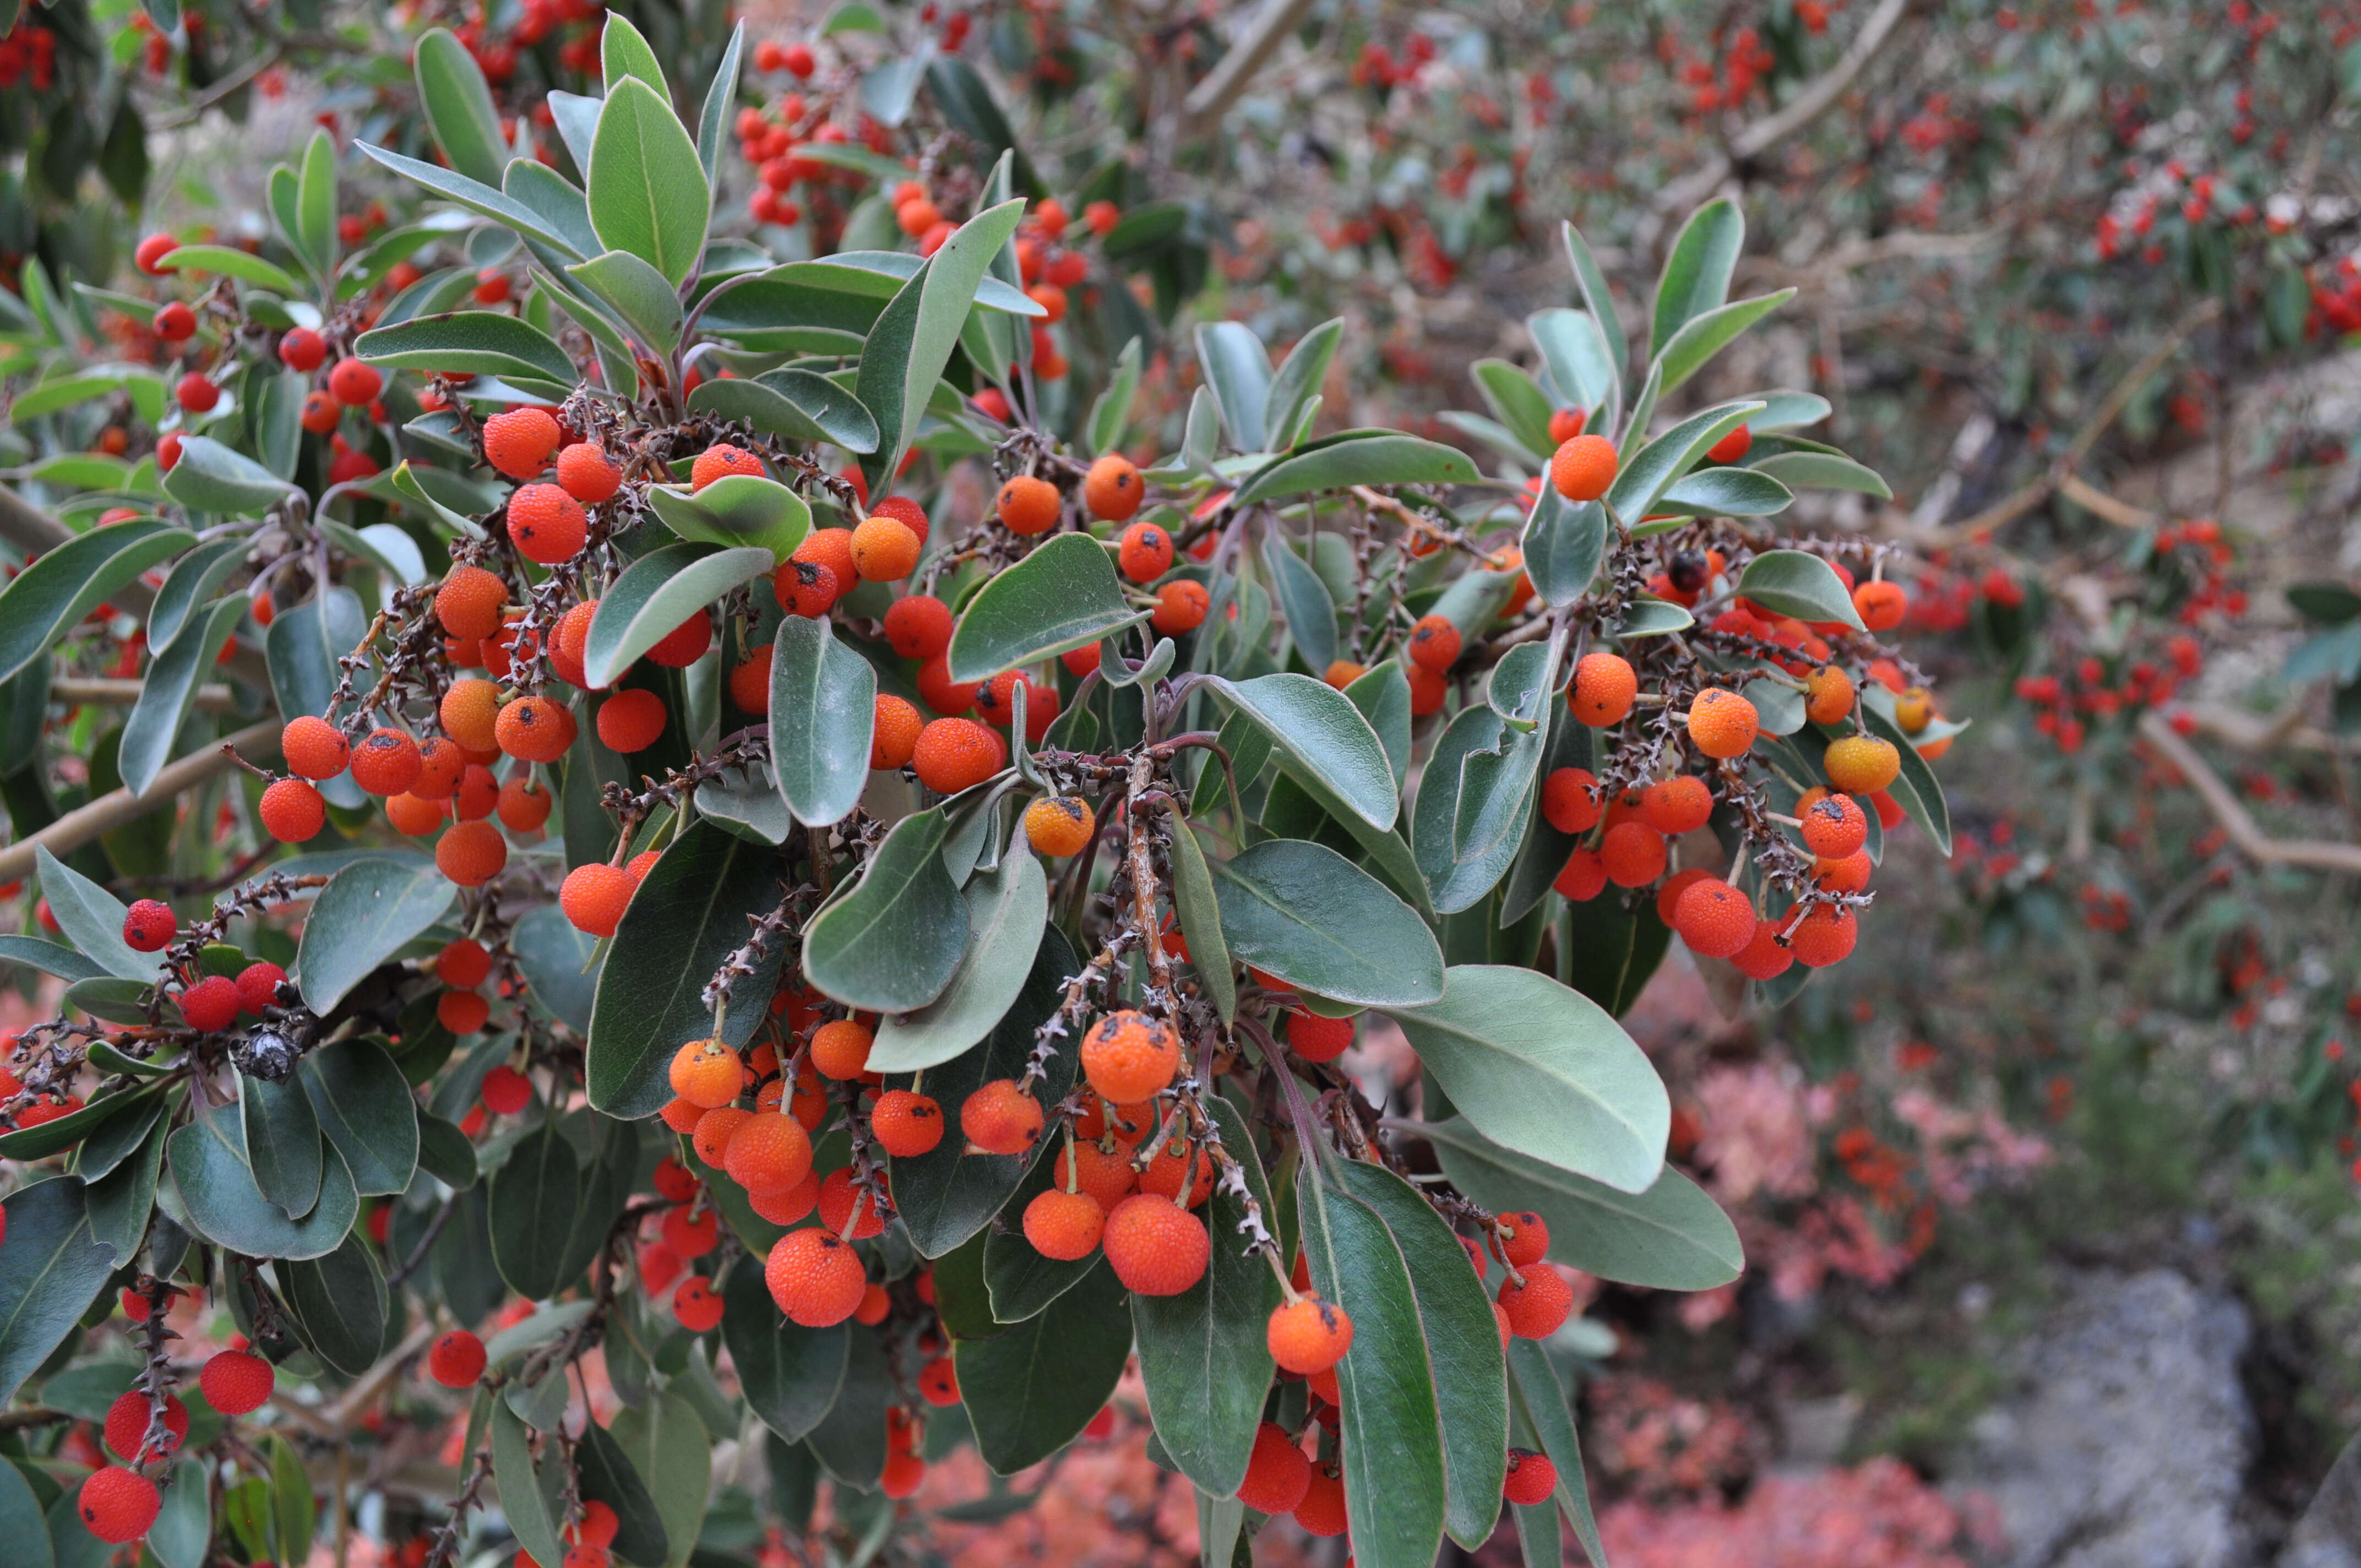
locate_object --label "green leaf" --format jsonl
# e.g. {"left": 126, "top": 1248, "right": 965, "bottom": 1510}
{"left": 146, "top": 539, "right": 246, "bottom": 653}
{"left": 568, "top": 248, "right": 683, "bottom": 352}
{"left": 1747, "top": 450, "right": 1891, "bottom": 499}
{"left": 148, "top": 1459, "right": 207, "bottom": 1568}
{"left": 293, "top": 858, "right": 456, "bottom": 1013}
{"left": 1529, "top": 309, "right": 1619, "bottom": 425}
{"left": 1855, "top": 700, "right": 1952, "bottom": 855}
{"left": 586, "top": 819, "right": 787, "bottom": 1117}
{"left": 414, "top": 28, "right": 509, "bottom": 189}
{"left": 1087, "top": 337, "right": 1144, "bottom": 455}
{"left": 357, "top": 141, "right": 586, "bottom": 257}
{"left": 241, "top": 1073, "right": 323, "bottom": 1220}
{"left": 923, "top": 57, "right": 1040, "bottom": 193}
{"left": 888, "top": 927, "right": 1076, "bottom": 1257}
{"left": 1132, "top": 1095, "right": 1280, "bottom": 1495}
{"left": 2288, "top": 581, "right": 2361, "bottom": 625}
{"left": 0, "top": 1179, "right": 114, "bottom": 1403}
{"left": 802, "top": 808, "right": 968, "bottom": 1012}
{"left": 1385, "top": 966, "right": 1667, "bottom": 1193}
{"left": 35, "top": 844, "right": 160, "bottom": 982}
{"left": 1209, "top": 673, "right": 1398, "bottom": 832}
{"left": 1615, "top": 597, "right": 1694, "bottom": 636}
{"left": 167, "top": 1099, "right": 360, "bottom": 1260}
{"left": 1562, "top": 893, "right": 1672, "bottom": 1017}
{"left": 8, "top": 371, "right": 126, "bottom": 423}
{"left": 574, "top": 1423, "right": 671, "bottom": 1568}
{"left": 155, "top": 244, "right": 306, "bottom": 297}
{"left": 1653, "top": 290, "right": 1793, "bottom": 395}
{"left": 1194, "top": 322, "right": 1272, "bottom": 450}
{"left": 1736, "top": 548, "right": 1865, "bottom": 630}
{"left": 600, "top": 12, "right": 668, "bottom": 97}
{"left": 721, "top": 1255, "right": 848, "bottom": 1442}
{"left": 804, "top": 1330, "right": 889, "bottom": 1491}
{"left": 1234, "top": 433, "right": 1478, "bottom": 506}
{"left": 1329, "top": 1158, "right": 1509, "bottom": 1548}
{"left": 1211, "top": 839, "right": 1443, "bottom": 1006}
{"left": 490, "top": 1124, "right": 584, "bottom": 1299}
{"left": 642, "top": 476, "right": 811, "bottom": 563}
{"left": 956, "top": 1258, "right": 1133, "bottom": 1474}
{"left": 1413, "top": 707, "right": 1542, "bottom": 914}
{"left": 766, "top": 615, "right": 876, "bottom": 828}
{"left": 0, "top": 935, "right": 104, "bottom": 985}
{"left": 695, "top": 23, "right": 747, "bottom": 186}
{"left": 584, "top": 77, "right": 710, "bottom": 287}
{"left": 1267, "top": 318, "right": 1344, "bottom": 450}
{"left": 280, "top": 1232, "right": 389, "bottom": 1375}
{"left": 1471, "top": 358, "right": 1556, "bottom": 461}
{"left": 0, "top": 1085, "right": 163, "bottom": 1163}
{"left": 295, "top": 129, "right": 338, "bottom": 279}
{"left": 418, "top": 1113, "right": 480, "bottom": 1190}
{"left": 1560, "top": 222, "right": 1627, "bottom": 407}
{"left": 852, "top": 198, "right": 1027, "bottom": 482}
{"left": 491, "top": 1400, "right": 569, "bottom": 1566}
{"left": 581, "top": 542, "right": 773, "bottom": 689}
{"left": 946, "top": 531, "right": 1147, "bottom": 684}
{"left": 1259, "top": 533, "right": 1337, "bottom": 674}
{"left": 1424, "top": 1118, "right": 1742, "bottom": 1289}
{"left": 1650, "top": 199, "right": 1743, "bottom": 362}
{"left": 84, "top": 1110, "right": 164, "bottom": 1265}
{"left": 981, "top": 1152, "right": 1100, "bottom": 1324}
{"left": 1297, "top": 1172, "right": 1448, "bottom": 1568}
{"left": 1166, "top": 823, "right": 1236, "bottom": 1022}
{"left": 1606, "top": 401, "right": 1761, "bottom": 523}
{"left": 118, "top": 595, "right": 241, "bottom": 796}
{"left": 266, "top": 589, "right": 368, "bottom": 809}
{"left": 610, "top": 1391, "right": 707, "bottom": 1568}
{"left": 299, "top": 1039, "right": 420, "bottom": 1197}
{"left": 688, "top": 369, "right": 881, "bottom": 453}
{"left": 161, "top": 435, "right": 297, "bottom": 516}
{"left": 1658, "top": 465, "right": 1793, "bottom": 516}
{"left": 1506, "top": 1340, "right": 1609, "bottom": 1568}
{"left": 355, "top": 311, "right": 578, "bottom": 395}
{"left": 0, "top": 520, "right": 193, "bottom": 686}
{"left": 869, "top": 850, "right": 1047, "bottom": 1072}
{"left": 509, "top": 903, "right": 597, "bottom": 1036}
{"left": 1522, "top": 489, "right": 1607, "bottom": 609}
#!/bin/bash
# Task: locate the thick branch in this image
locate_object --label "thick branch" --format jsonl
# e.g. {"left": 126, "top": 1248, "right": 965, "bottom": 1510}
{"left": 54, "top": 677, "right": 240, "bottom": 712}
{"left": 1177, "top": 0, "right": 1320, "bottom": 139}
{"left": 2136, "top": 711, "right": 2361, "bottom": 875}
{"left": 0, "top": 720, "right": 282, "bottom": 883}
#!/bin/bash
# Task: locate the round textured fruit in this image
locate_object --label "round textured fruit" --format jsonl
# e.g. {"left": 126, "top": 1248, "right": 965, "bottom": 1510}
{"left": 498, "top": 776, "right": 554, "bottom": 832}
{"left": 328, "top": 358, "right": 382, "bottom": 406}
{"left": 670, "top": 1038, "right": 743, "bottom": 1109}
{"left": 850, "top": 515, "right": 920, "bottom": 581}
{"left": 437, "top": 989, "right": 491, "bottom": 1035}
{"left": 912, "top": 718, "right": 999, "bottom": 794}
{"left": 561, "top": 862, "right": 637, "bottom": 937}
{"left": 1731, "top": 917, "right": 1796, "bottom": 980}
{"left": 1022, "top": 794, "right": 1096, "bottom": 857}
{"left": 1853, "top": 579, "right": 1907, "bottom": 631}
{"left": 1824, "top": 733, "right": 1902, "bottom": 794}
{"left": 436, "top": 820, "right": 508, "bottom": 888}
{"left": 236, "top": 961, "right": 289, "bottom": 1013}
{"left": 437, "top": 678, "right": 500, "bottom": 753}
{"left": 1569, "top": 653, "right": 1638, "bottom": 726}
{"left": 508, "top": 483, "right": 588, "bottom": 564}
{"left": 1294, "top": 1468, "right": 1348, "bottom": 1537}
{"left": 883, "top": 595, "right": 954, "bottom": 659}
{"left": 1498, "top": 1262, "right": 1575, "bottom": 1338}
{"left": 1503, "top": 1448, "right": 1558, "bottom": 1506}
{"left": 765, "top": 1227, "right": 868, "bottom": 1326}
{"left": 723, "top": 1113, "right": 814, "bottom": 1195}
{"left": 995, "top": 474, "right": 1061, "bottom": 535}
{"left": 483, "top": 407, "right": 561, "bottom": 478}
{"left": 103, "top": 1390, "right": 188, "bottom": 1461}
{"left": 1799, "top": 792, "right": 1868, "bottom": 858}
{"left": 1237, "top": 1422, "right": 1312, "bottom": 1514}
{"left": 1152, "top": 579, "right": 1210, "bottom": 634}
{"left": 1056, "top": 1141, "right": 1139, "bottom": 1211}
{"left": 1117, "top": 521, "right": 1173, "bottom": 582}
{"left": 1407, "top": 614, "right": 1462, "bottom": 672}
{"left": 1789, "top": 904, "right": 1858, "bottom": 967}
{"left": 496, "top": 696, "right": 574, "bottom": 763}
{"left": 1080, "top": 1010, "right": 1180, "bottom": 1104}
{"left": 1673, "top": 877, "right": 1756, "bottom": 959}
{"left": 122, "top": 900, "right": 175, "bottom": 952}
{"left": 646, "top": 612, "right": 712, "bottom": 668}
{"left": 1706, "top": 423, "right": 1753, "bottom": 464}
{"left": 556, "top": 443, "right": 622, "bottom": 503}
{"left": 1598, "top": 822, "right": 1667, "bottom": 888}
{"left": 1023, "top": 1188, "right": 1106, "bottom": 1260}
{"left": 596, "top": 689, "right": 667, "bottom": 753}
{"left": 1541, "top": 767, "right": 1602, "bottom": 834}
{"left": 691, "top": 443, "right": 764, "bottom": 492}
{"left": 281, "top": 715, "right": 352, "bottom": 779}
{"left": 385, "top": 792, "right": 445, "bottom": 837}
{"left": 260, "top": 778, "right": 326, "bottom": 842}
{"left": 809, "top": 1019, "right": 873, "bottom": 1080}
{"left": 1267, "top": 1293, "right": 1354, "bottom": 1373}
{"left": 871, "top": 695, "right": 923, "bottom": 769}
{"left": 1103, "top": 1193, "right": 1210, "bottom": 1296}
{"left": 1083, "top": 454, "right": 1144, "bottom": 520}
{"left": 960, "top": 1077, "right": 1043, "bottom": 1155}
{"left": 1688, "top": 687, "right": 1759, "bottom": 759}
{"left": 428, "top": 1330, "right": 487, "bottom": 1386}
{"left": 200, "top": 1348, "right": 275, "bottom": 1415}
{"left": 870, "top": 496, "right": 930, "bottom": 545}
{"left": 1805, "top": 665, "right": 1855, "bottom": 725}
{"left": 1286, "top": 1010, "right": 1355, "bottom": 1064}
{"left": 918, "top": 1357, "right": 960, "bottom": 1406}
{"left": 869, "top": 1090, "right": 944, "bottom": 1157}
{"left": 692, "top": 1108, "right": 750, "bottom": 1167}
{"left": 350, "top": 728, "right": 423, "bottom": 796}
{"left": 1640, "top": 775, "right": 1712, "bottom": 835}
{"left": 773, "top": 558, "right": 840, "bottom": 618}
{"left": 1500, "top": 1210, "right": 1549, "bottom": 1267}
{"left": 179, "top": 976, "right": 240, "bottom": 1031}
{"left": 1549, "top": 433, "right": 1618, "bottom": 502}
{"left": 672, "top": 1276, "right": 723, "bottom": 1332}
{"left": 77, "top": 1467, "right": 161, "bottom": 1545}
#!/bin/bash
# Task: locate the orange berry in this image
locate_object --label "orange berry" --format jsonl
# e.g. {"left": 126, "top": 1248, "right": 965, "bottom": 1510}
{"left": 869, "top": 496, "right": 930, "bottom": 545}
{"left": 437, "top": 988, "right": 490, "bottom": 1033}
{"left": 1547, "top": 406, "right": 1587, "bottom": 445}
{"left": 1812, "top": 850, "right": 1872, "bottom": 894}
{"left": 555, "top": 442, "right": 621, "bottom": 503}
{"left": 560, "top": 862, "right": 637, "bottom": 937}
{"left": 1549, "top": 433, "right": 1617, "bottom": 502}
{"left": 752, "top": 1172, "right": 819, "bottom": 1225}
{"left": 662, "top": 1204, "right": 720, "bottom": 1259}
{"left": 871, "top": 695, "right": 923, "bottom": 769}
{"left": 1323, "top": 660, "right": 1367, "bottom": 690}
{"left": 1598, "top": 822, "right": 1667, "bottom": 888}
{"left": 411, "top": 738, "right": 465, "bottom": 799}
{"left": 883, "top": 595, "right": 954, "bottom": 659}
{"left": 1569, "top": 653, "right": 1638, "bottom": 726}
{"left": 912, "top": 717, "right": 999, "bottom": 794}
{"left": 645, "top": 611, "right": 711, "bottom": 668}
{"left": 765, "top": 1227, "right": 868, "bottom": 1326}
{"left": 1407, "top": 614, "right": 1462, "bottom": 672}
{"left": 772, "top": 558, "right": 840, "bottom": 618}
{"left": 1116, "top": 521, "right": 1173, "bottom": 582}
{"left": 1499, "top": 1211, "right": 1549, "bottom": 1267}
{"left": 1023, "top": 1188, "right": 1106, "bottom": 1260}
{"left": 870, "top": 1090, "right": 944, "bottom": 1157}
{"left": 1653, "top": 867, "right": 1713, "bottom": 927}
{"left": 850, "top": 515, "right": 920, "bottom": 581}
{"left": 724, "top": 1112, "right": 814, "bottom": 1195}
{"left": 995, "top": 474, "right": 1061, "bottom": 535}
{"left": 809, "top": 1019, "right": 873, "bottom": 1080}
{"left": 498, "top": 776, "right": 553, "bottom": 832}
{"left": 1687, "top": 687, "right": 1759, "bottom": 758}
{"left": 1853, "top": 580, "right": 1907, "bottom": 631}
{"left": 670, "top": 1038, "right": 744, "bottom": 1109}
{"left": 453, "top": 766, "right": 499, "bottom": 820}
{"left": 1080, "top": 1009, "right": 1180, "bottom": 1104}
{"left": 1823, "top": 733, "right": 1901, "bottom": 794}
{"left": 507, "top": 482, "right": 588, "bottom": 564}
{"left": 596, "top": 689, "right": 667, "bottom": 753}
{"left": 1799, "top": 793, "right": 1867, "bottom": 858}
{"left": 1101, "top": 1193, "right": 1209, "bottom": 1296}
{"left": 1706, "top": 423, "right": 1753, "bottom": 463}
{"left": 1789, "top": 904, "right": 1858, "bottom": 967}
{"left": 259, "top": 778, "right": 325, "bottom": 842}
{"left": 1804, "top": 666, "right": 1855, "bottom": 725}
{"left": 1498, "top": 1262, "right": 1575, "bottom": 1338}
{"left": 1267, "top": 1293, "right": 1353, "bottom": 1373}
{"left": 351, "top": 728, "right": 423, "bottom": 796}
{"left": 1640, "top": 775, "right": 1712, "bottom": 835}
{"left": 1237, "top": 1423, "right": 1312, "bottom": 1515}
{"left": 483, "top": 407, "right": 561, "bottom": 479}
{"left": 440, "top": 679, "right": 501, "bottom": 752}
{"left": 427, "top": 1329, "right": 487, "bottom": 1387}
{"left": 1083, "top": 455, "right": 1143, "bottom": 520}
{"left": 793, "top": 527, "right": 856, "bottom": 595}
{"left": 672, "top": 1274, "right": 723, "bottom": 1331}
{"left": 1672, "top": 877, "right": 1755, "bottom": 959}
{"left": 1022, "top": 794, "right": 1095, "bottom": 857}
{"left": 959, "top": 1077, "right": 1043, "bottom": 1155}
{"left": 659, "top": 1097, "right": 705, "bottom": 1135}
{"left": 496, "top": 696, "right": 574, "bottom": 763}
{"left": 1152, "top": 579, "right": 1210, "bottom": 634}
{"left": 1731, "top": 918, "right": 1796, "bottom": 980}
{"left": 691, "top": 443, "right": 764, "bottom": 492}
{"left": 1553, "top": 847, "right": 1606, "bottom": 901}
{"left": 692, "top": 1107, "right": 751, "bottom": 1167}
{"left": 1541, "top": 767, "right": 1601, "bottom": 834}
{"left": 1056, "top": 1140, "right": 1139, "bottom": 1211}
{"left": 856, "top": 1282, "right": 892, "bottom": 1326}
{"left": 436, "top": 820, "right": 508, "bottom": 887}
{"left": 727, "top": 645, "right": 774, "bottom": 715}
{"left": 1294, "top": 1467, "right": 1347, "bottom": 1537}
{"left": 280, "top": 715, "right": 351, "bottom": 780}
{"left": 915, "top": 655, "right": 978, "bottom": 716}
{"left": 385, "top": 792, "right": 445, "bottom": 836}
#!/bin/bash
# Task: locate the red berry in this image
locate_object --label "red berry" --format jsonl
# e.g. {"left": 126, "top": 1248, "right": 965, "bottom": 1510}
{"left": 427, "top": 1330, "right": 487, "bottom": 1387}
{"left": 178, "top": 975, "right": 241, "bottom": 1032}
{"left": 279, "top": 328, "right": 326, "bottom": 372}
{"left": 235, "top": 961, "right": 288, "bottom": 1014}
{"left": 200, "top": 1349, "right": 276, "bottom": 1415}
{"left": 77, "top": 1467, "right": 161, "bottom": 1544}
{"left": 122, "top": 900, "right": 175, "bottom": 952}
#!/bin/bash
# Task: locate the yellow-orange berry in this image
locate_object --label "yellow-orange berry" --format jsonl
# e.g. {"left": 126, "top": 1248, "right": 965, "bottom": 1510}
{"left": 1407, "top": 614, "right": 1462, "bottom": 672}
{"left": 1549, "top": 433, "right": 1617, "bottom": 502}
{"left": 561, "top": 862, "right": 637, "bottom": 937}
{"left": 1267, "top": 1293, "right": 1354, "bottom": 1373}
{"left": 729, "top": 645, "right": 774, "bottom": 714}
{"left": 385, "top": 792, "right": 445, "bottom": 836}
{"left": 555, "top": 442, "right": 621, "bottom": 504}
{"left": 482, "top": 407, "right": 561, "bottom": 479}
{"left": 507, "top": 482, "right": 587, "bottom": 565}
{"left": 1080, "top": 1010, "right": 1179, "bottom": 1104}
{"left": 1804, "top": 666, "right": 1855, "bottom": 725}
{"left": 1324, "top": 660, "right": 1367, "bottom": 691}
{"left": 809, "top": 1019, "right": 873, "bottom": 1080}
{"left": 1687, "top": 687, "right": 1759, "bottom": 759}
{"left": 871, "top": 695, "right": 922, "bottom": 770}
{"left": 596, "top": 688, "right": 667, "bottom": 753}
{"left": 765, "top": 1227, "right": 868, "bottom": 1326}
{"left": 280, "top": 715, "right": 351, "bottom": 780}
{"left": 1853, "top": 579, "right": 1907, "bottom": 631}
{"left": 1799, "top": 793, "right": 1867, "bottom": 858}
{"left": 1570, "top": 653, "right": 1638, "bottom": 726}
{"left": 259, "top": 778, "right": 325, "bottom": 842}
{"left": 912, "top": 717, "right": 999, "bottom": 794}
{"left": 1022, "top": 794, "right": 1095, "bottom": 858}
{"left": 870, "top": 1090, "right": 943, "bottom": 1157}
{"left": 1823, "top": 733, "right": 1901, "bottom": 794}
{"left": 1894, "top": 685, "right": 1934, "bottom": 734}
{"left": 439, "top": 679, "right": 501, "bottom": 753}
{"left": 496, "top": 695, "right": 575, "bottom": 763}
{"left": 350, "top": 728, "right": 422, "bottom": 796}
{"left": 1023, "top": 1188, "right": 1106, "bottom": 1260}
{"left": 1152, "top": 579, "right": 1210, "bottom": 634}
{"left": 960, "top": 1077, "right": 1043, "bottom": 1155}
{"left": 1672, "top": 876, "right": 1755, "bottom": 959}
{"left": 851, "top": 515, "right": 920, "bottom": 581}
{"left": 435, "top": 820, "right": 508, "bottom": 887}
{"left": 1102, "top": 1193, "right": 1209, "bottom": 1296}
{"left": 995, "top": 474, "right": 1061, "bottom": 535}
{"left": 724, "top": 1112, "right": 814, "bottom": 1195}
{"left": 869, "top": 496, "right": 931, "bottom": 546}
{"left": 670, "top": 1038, "right": 744, "bottom": 1109}
{"left": 1117, "top": 521, "right": 1173, "bottom": 583}
{"left": 692, "top": 1107, "right": 750, "bottom": 1166}
{"left": 1083, "top": 454, "right": 1143, "bottom": 520}
{"left": 692, "top": 443, "right": 764, "bottom": 492}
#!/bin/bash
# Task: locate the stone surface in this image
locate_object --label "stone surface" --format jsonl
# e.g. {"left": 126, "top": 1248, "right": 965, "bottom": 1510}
{"left": 2281, "top": 1429, "right": 2361, "bottom": 1568}
{"left": 1963, "top": 1268, "right": 2253, "bottom": 1568}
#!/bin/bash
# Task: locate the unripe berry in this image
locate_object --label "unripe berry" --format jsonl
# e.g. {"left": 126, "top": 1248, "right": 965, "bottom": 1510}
{"left": 883, "top": 595, "right": 955, "bottom": 659}
{"left": 1022, "top": 794, "right": 1095, "bottom": 858}
{"left": 1117, "top": 521, "right": 1173, "bottom": 582}
{"left": 1102, "top": 1193, "right": 1209, "bottom": 1296}
{"left": 995, "top": 474, "right": 1061, "bottom": 535}
{"left": 1152, "top": 579, "right": 1210, "bottom": 635}
{"left": 1498, "top": 1262, "right": 1575, "bottom": 1338}
{"left": 1267, "top": 1293, "right": 1353, "bottom": 1373}
{"left": 1687, "top": 687, "right": 1759, "bottom": 759}
{"left": 1569, "top": 652, "right": 1638, "bottom": 726}
{"left": 280, "top": 714, "right": 352, "bottom": 779}
{"left": 1237, "top": 1422, "right": 1312, "bottom": 1514}
{"left": 596, "top": 688, "right": 667, "bottom": 753}
{"left": 1639, "top": 775, "right": 1712, "bottom": 835}
{"left": 103, "top": 1390, "right": 189, "bottom": 1460}
{"left": 1799, "top": 792, "right": 1868, "bottom": 858}
{"left": 496, "top": 695, "right": 574, "bottom": 763}
{"left": 561, "top": 862, "right": 637, "bottom": 937}
{"left": 912, "top": 718, "right": 999, "bottom": 794}
{"left": 1407, "top": 613, "right": 1462, "bottom": 672}
{"left": 1804, "top": 665, "right": 1856, "bottom": 725}
{"left": 328, "top": 358, "right": 382, "bottom": 406}
{"left": 351, "top": 728, "right": 423, "bottom": 796}
{"left": 122, "top": 900, "right": 175, "bottom": 952}
{"left": 1024, "top": 1188, "right": 1106, "bottom": 1260}
{"left": 1285, "top": 1009, "right": 1355, "bottom": 1064}
{"left": 1082, "top": 454, "right": 1144, "bottom": 520}
{"left": 1598, "top": 822, "right": 1667, "bottom": 888}
{"left": 436, "top": 820, "right": 508, "bottom": 888}
{"left": 77, "top": 1467, "right": 161, "bottom": 1544}
{"left": 508, "top": 483, "right": 588, "bottom": 564}
{"left": 850, "top": 515, "right": 920, "bottom": 581}
{"left": 1549, "top": 433, "right": 1617, "bottom": 502}
{"left": 1503, "top": 1447, "right": 1558, "bottom": 1506}
{"left": 200, "top": 1348, "right": 275, "bottom": 1415}
{"left": 1824, "top": 733, "right": 1901, "bottom": 794}
{"left": 1673, "top": 877, "right": 1756, "bottom": 959}
{"left": 1080, "top": 1009, "right": 1179, "bottom": 1104}
{"left": 1541, "top": 767, "right": 1602, "bottom": 834}
{"left": 427, "top": 1329, "right": 487, "bottom": 1386}
{"left": 960, "top": 1077, "right": 1043, "bottom": 1155}
{"left": 871, "top": 695, "right": 923, "bottom": 769}
{"left": 765, "top": 1227, "right": 868, "bottom": 1326}
{"left": 259, "top": 778, "right": 326, "bottom": 842}
{"left": 809, "top": 1019, "right": 873, "bottom": 1080}
{"left": 670, "top": 1038, "right": 743, "bottom": 1109}
{"left": 1499, "top": 1211, "right": 1549, "bottom": 1267}
{"left": 690, "top": 443, "right": 764, "bottom": 491}
{"left": 483, "top": 407, "right": 562, "bottom": 479}
{"left": 179, "top": 975, "right": 241, "bottom": 1032}
{"left": 870, "top": 1090, "right": 944, "bottom": 1157}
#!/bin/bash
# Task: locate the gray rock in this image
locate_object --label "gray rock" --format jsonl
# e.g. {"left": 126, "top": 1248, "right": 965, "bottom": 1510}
{"left": 1964, "top": 1268, "right": 2254, "bottom": 1568}
{"left": 2281, "top": 1429, "right": 2361, "bottom": 1568}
